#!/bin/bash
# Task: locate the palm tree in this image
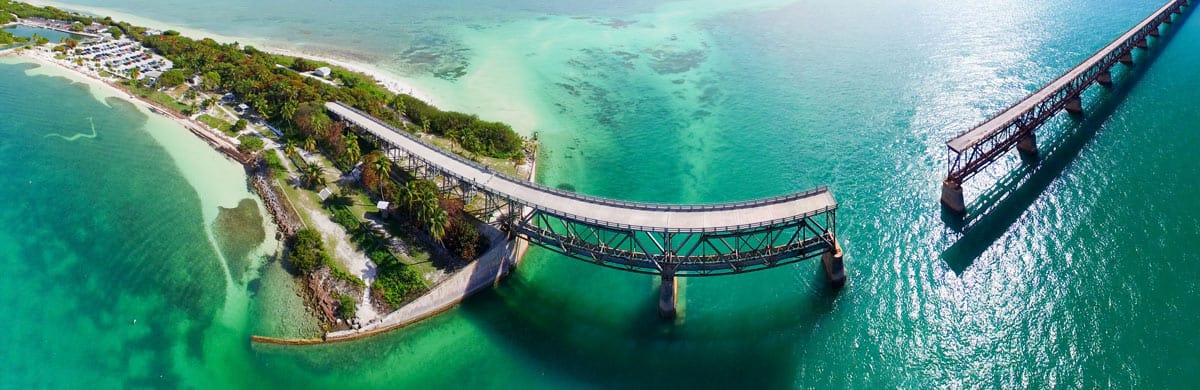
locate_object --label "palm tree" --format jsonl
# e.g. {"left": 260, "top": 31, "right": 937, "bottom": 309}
{"left": 402, "top": 181, "right": 421, "bottom": 214}
{"left": 416, "top": 191, "right": 438, "bottom": 227}
{"left": 372, "top": 152, "right": 392, "bottom": 196}
{"left": 344, "top": 133, "right": 361, "bottom": 166}
{"left": 303, "top": 164, "right": 325, "bottom": 189}
{"left": 283, "top": 141, "right": 297, "bottom": 159}
{"left": 303, "top": 137, "right": 316, "bottom": 153}
{"left": 428, "top": 207, "right": 448, "bottom": 243}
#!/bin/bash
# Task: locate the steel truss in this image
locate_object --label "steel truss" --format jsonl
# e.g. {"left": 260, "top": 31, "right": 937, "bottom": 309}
{"left": 346, "top": 122, "right": 839, "bottom": 277}
{"left": 945, "top": 0, "right": 1190, "bottom": 185}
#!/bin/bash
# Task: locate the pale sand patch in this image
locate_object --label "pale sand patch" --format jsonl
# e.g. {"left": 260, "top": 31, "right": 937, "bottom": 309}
{"left": 304, "top": 208, "right": 380, "bottom": 323}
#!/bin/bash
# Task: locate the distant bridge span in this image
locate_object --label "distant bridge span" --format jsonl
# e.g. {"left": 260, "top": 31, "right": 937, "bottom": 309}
{"left": 942, "top": 0, "right": 1192, "bottom": 214}
{"left": 326, "top": 102, "right": 844, "bottom": 318}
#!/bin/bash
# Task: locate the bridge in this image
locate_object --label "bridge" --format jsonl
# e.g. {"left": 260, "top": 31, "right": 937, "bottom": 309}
{"left": 326, "top": 102, "right": 843, "bottom": 318}
{"left": 942, "top": 0, "right": 1192, "bottom": 214}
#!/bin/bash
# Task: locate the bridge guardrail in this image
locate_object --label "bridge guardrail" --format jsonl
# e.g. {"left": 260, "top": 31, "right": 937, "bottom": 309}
{"left": 330, "top": 102, "right": 835, "bottom": 215}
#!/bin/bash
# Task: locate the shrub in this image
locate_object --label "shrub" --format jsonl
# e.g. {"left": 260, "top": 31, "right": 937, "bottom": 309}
{"left": 237, "top": 134, "right": 263, "bottom": 153}
{"left": 336, "top": 292, "right": 357, "bottom": 319}
{"left": 289, "top": 228, "right": 329, "bottom": 273}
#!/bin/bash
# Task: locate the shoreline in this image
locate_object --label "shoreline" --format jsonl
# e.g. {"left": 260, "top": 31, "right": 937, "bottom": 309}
{"left": 24, "top": 0, "right": 441, "bottom": 106}
{"left": 2, "top": 48, "right": 247, "bottom": 159}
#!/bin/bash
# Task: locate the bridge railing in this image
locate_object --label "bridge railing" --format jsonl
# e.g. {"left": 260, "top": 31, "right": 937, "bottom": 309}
{"left": 944, "top": 0, "right": 1188, "bottom": 183}
{"left": 331, "top": 102, "right": 833, "bottom": 213}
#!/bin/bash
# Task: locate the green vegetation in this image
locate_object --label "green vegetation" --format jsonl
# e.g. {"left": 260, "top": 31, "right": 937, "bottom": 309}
{"left": 106, "top": 26, "right": 121, "bottom": 38}
{"left": 0, "top": 29, "right": 28, "bottom": 45}
{"left": 158, "top": 69, "right": 185, "bottom": 88}
{"left": 336, "top": 292, "right": 357, "bottom": 319}
{"left": 373, "top": 256, "right": 427, "bottom": 307}
{"left": 0, "top": 0, "right": 94, "bottom": 24}
{"left": 289, "top": 228, "right": 330, "bottom": 274}
{"left": 124, "top": 81, "right": 189, "bottom": 112}
{"left": 0, "top": 10, "right": 11, "bottom": 24}
{"left": 237, "top": 134, "right": 264, "bottom": 153}
{"left": 197, "top": 113, "right": 227, "bottom": 129}
{"left": 68, "top": 21, "right": 83, "bottom": 32}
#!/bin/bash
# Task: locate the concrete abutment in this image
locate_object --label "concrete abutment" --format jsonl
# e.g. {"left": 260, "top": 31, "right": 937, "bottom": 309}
{"left": 941, "top": 180, "right": 966, "bottom": 215}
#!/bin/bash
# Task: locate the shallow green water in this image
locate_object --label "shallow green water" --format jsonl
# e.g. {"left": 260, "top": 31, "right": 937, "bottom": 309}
{"left": 6, "top": 0, "right": 1200, "bottom": 387}
{"left": 3, "top": 24, "right": 85, "bottom": 42}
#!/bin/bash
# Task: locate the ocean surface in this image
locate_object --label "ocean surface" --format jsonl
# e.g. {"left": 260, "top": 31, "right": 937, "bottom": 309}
{"left": 4, "top": 0, "right": 1199, "bottom": 387}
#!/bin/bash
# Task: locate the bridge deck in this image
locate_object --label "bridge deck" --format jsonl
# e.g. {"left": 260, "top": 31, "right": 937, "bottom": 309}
{"left": 327, "top": 102, "right": 836, "bottom": 233}
{"left": 947, "top": 0, "right": 1182, "bottom": 153}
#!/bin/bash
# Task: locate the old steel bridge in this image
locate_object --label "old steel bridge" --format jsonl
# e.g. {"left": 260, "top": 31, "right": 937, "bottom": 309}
{"left": 326, "top": 102, "right": 844, "bottom": 318}
{"left": 942, "top": 0, "right": 1193, "bottom": 214}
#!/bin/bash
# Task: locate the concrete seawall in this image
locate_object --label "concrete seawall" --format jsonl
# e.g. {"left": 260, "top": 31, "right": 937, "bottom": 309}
{"left": 253, "top": 229, "right": 530, "bottom": 345}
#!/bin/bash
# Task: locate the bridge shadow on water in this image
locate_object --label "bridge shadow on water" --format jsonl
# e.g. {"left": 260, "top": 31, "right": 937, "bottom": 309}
{"left": 941, "top": 17, "right": 1188, "bottom": 273}
{"left": 455, "top": 259, "right": 842, "bottom": 387}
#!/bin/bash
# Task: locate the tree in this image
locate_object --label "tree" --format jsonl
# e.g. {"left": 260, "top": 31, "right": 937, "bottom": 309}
{"left": 428, "top": 208, "right": 448, "bottom": 243}
{"left": 283, "top": 141, "right": 297, "bottom": 159}
{"left": 371, "top": 151, "right": 391, "bottom": 196}
{"left": 289, "top": 228, "right": 329, "bottom": 273}
{"left": 293, "top": 57, "right": 316, "bottom": 72}
{"left": 232, "top": 119, "right": 248, "bottom": 132}
{"left": 280, "top": 100, "right": 299, "bottom": 123}
{"left": 201, "top": 71, "right": 221, "bottom": 91}
{"left": 107, "top": 26, "right": 122, "bottom": 39}
{"left": 303, "top": 137, "right": 316, "bottom": 152}
{"left": 129, "top": 66, "right": 140, "bottom": 80}
{"left": 302, "top": 164, "right": 325, "bottom": 189}
{"left": 69, "top": 22, "right": 84, "bottom": 32}
{"left": 157, "top": 69, "right": 185, "bottom": 88}
{"left": 344, "top": 133, "right": 361, "bottom": 166}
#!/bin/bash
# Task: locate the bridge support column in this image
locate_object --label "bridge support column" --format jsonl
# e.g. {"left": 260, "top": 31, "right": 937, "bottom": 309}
{"left": 1120, "top": 53, "right": 1135, "bottom": 65}
{"left": 1098, "top": 71, "right": 1113, "bottom": 87}
{"left": 1136, "top": 38, "right": 1149, "bottom": 49}
{"left": 821, "top": 240, "right": 846, "bottom": 289}
{"left": 941, "top": 180, "right": 966, "bottom": 215}
{"left": 1150, "top": 28, "right": 1161, "bottom": 37}
{"left": 1065, "top": 97, "right": 1084, "bottom": 115}
{"left": 1017, "top": 132, "right": 1039, "bottom": 159}
{"left": 658, "top": 272, "right": 678, "bottom": 319}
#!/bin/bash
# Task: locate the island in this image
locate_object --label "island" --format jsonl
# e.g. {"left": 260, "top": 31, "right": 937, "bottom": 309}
{"left": 1, "top": 0, "right": 537, "bottom": 342}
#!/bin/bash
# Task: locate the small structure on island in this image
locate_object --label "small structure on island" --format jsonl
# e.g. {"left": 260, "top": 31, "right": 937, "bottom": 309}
{"left": 318, "top": 187, "right": 333, "bottom": 202}
{"left": 377, "top": 201, "right": 390, "bottom": 218}
{"left": 313, "top": 67, "right": 332, "bottom": 78}
{"left": 236, "top": 103, "right": 250, "bottom": 114}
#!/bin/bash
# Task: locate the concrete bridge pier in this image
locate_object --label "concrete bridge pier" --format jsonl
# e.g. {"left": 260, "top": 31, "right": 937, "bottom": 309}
{"left": 658, "top": 271, "right": 678, "bottom": 319}
{"left": 821, "top": 239, "right": 846, "bottom": 289}
{"left": 1150, "top": 28, "right": 1162, "bottom": 37}
{"left": 1017, "top": 132, "right": 1039, "bottom": 158}
{"left": 1098, "top": 71, "right": 1113, "bottom": 86}
{"left": 941, "top": 180, "right": 966, "bottom": 214}
{"left": 1065, "top": 97, "right": 1084, "bottom": 115}
{"left": 1136, "top": 38, "right": 1150, "bottom": 48}
{"left": 1120, "top": 53, "right": 1135, "bottom": 65}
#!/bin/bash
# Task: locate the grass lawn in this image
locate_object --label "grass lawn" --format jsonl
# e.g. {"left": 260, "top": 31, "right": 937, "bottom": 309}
{"left": 125, "top": 82, "right": 189, "bottom": 113}
{"left": 423, "top": 135, "right": 524, "bottom": 178}
{"left": 197, "top": 114, "right": 231, "bottom": 132}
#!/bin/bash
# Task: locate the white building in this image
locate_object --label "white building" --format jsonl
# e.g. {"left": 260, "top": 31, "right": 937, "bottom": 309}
{"left": 313, "top": 67, "right": 332, "bottom": 78}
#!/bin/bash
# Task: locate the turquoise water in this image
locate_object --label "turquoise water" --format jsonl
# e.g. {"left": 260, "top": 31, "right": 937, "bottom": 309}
{"left": 6, "top": 0, "right": 1200, "bottom": 387}
{"left": 3, "top": 24, "right": 86, "bottom": 42}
